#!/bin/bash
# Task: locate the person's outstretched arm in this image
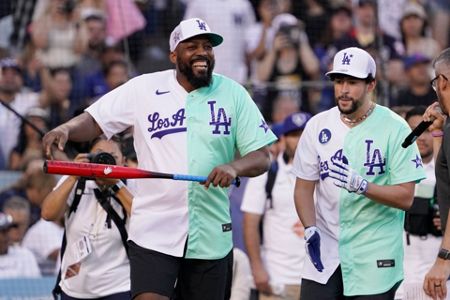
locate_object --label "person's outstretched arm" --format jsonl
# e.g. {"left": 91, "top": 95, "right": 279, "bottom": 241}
{"left": 43, "top": 112, "right": 103, "bottom": 158}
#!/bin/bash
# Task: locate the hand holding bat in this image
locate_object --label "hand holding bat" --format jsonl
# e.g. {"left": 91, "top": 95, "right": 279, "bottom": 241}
{"left": 44, "top": 160, "right": 241, "bottom": 187}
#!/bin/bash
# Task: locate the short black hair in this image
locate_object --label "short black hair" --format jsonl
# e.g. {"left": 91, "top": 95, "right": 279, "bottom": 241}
{"left": 329, "top": 73, "right": 375, "bottom": 83}
{"left": 405, "top": 105, "right": 427, "bottom": 122}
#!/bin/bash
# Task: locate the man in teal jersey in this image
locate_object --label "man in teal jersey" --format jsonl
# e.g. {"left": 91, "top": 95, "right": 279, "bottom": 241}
{"left": 292, "top": 47, "right": 425, "bottom": 299}
{"left": 42, "top": 18, "right": 277, "bottom": 300}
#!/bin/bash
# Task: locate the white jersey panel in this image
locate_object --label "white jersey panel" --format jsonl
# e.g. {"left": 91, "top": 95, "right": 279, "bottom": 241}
{"left": 86, "top": 70, "right": 189, "bottom": 256}
{"left": 292, "top": 107, "right": 349, "bottom": 283}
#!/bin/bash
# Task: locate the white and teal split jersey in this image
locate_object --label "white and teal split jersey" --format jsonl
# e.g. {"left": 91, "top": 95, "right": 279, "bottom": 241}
{"left": 292, "top": 105, "right": 425, "bottom": 296}
{"left": 86, "top": 70, "right": 277, "bottom": 260}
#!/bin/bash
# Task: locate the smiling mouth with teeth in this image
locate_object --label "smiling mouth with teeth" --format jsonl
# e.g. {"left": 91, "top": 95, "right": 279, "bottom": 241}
{"left": 192, "top": 61, "right": 208, "bottom": 70}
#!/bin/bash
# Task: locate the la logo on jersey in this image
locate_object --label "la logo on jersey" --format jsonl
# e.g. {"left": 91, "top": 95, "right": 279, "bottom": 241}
{"left": 341, "top": 52, "right": 353, "bottom": 65}
{"left": 363, "top": 140, "right": 385, "bottom": 175}
{"left": 208, "top": 101, "right": 231, "bottom": 135}
{"left": 319, "top": 129, "right": 331, "bottom": 144}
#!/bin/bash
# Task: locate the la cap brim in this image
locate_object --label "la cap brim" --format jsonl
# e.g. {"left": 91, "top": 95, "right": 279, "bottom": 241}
{"left": 325, "top": 70, "right": 370, "bottom": 79}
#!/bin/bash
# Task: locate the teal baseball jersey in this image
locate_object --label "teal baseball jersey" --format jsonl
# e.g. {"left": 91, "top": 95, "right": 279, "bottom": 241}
{"left": 292, "top": 105, "right": 425, "bottom": 295}
{"left": 87, "top": 70, "right": 277, "bottom": 259}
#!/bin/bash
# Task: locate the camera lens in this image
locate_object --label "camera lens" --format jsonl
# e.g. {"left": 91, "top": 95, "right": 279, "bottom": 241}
{"left": 89, "top": 152, "right": 116, "bottom": 165}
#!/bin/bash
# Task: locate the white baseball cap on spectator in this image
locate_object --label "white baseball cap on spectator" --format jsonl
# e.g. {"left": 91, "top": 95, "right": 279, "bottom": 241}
{"left": 271, "top": 13, "right": 299, "bottom": 33}
{"left": 326, "top": 47, "right": 376, "bottom": 79}
{"left": 169, "top": 18, "right": 223, "bottom": 52}
{"left": 401, "top": 3, "right": 426, "bottom": 20}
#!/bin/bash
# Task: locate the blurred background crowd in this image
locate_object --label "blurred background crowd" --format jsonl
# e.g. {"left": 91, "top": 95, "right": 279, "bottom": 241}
{"left": 0, "top": 0, "right": 448, "bottom": 298}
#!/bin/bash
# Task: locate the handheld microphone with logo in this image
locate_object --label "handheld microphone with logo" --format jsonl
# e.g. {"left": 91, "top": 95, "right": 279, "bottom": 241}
{"left": 402, "top": 120, "right": 433, "bottom": 148}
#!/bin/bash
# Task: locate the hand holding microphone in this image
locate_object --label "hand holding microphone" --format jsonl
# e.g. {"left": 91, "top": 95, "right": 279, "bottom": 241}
{"left": 402, "top": 102, "right": 446, "bottom": 148}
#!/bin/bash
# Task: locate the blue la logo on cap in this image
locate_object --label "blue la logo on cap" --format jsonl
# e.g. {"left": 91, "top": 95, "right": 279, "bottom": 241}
{"left": 341, "top": 52, "right": 353, "bottom": 65}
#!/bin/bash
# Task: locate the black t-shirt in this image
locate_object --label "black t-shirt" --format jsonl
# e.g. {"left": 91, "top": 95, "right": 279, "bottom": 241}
{"left": 393, "top": 88, "right": 437, "bottom": 107}
{"left": 333, "top": 30, "right": 402, "bottom": 61}
{"left": 436, "top": 118, "right": 450, "bottom": 231}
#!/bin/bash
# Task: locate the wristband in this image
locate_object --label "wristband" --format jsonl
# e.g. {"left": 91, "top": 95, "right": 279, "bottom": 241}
{"left": 438, "top": 248, "right": 450, "bottom": 260}
{"left": 111, "top": 180, "right": 125, "bottom": 193}
{"left": 431, "top": 131, "right": 444, "bottom": 137}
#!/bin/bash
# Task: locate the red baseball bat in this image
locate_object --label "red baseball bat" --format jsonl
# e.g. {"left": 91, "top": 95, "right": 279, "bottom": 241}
{"left": 44, "top": 160, "right": 240, "bottom": 186}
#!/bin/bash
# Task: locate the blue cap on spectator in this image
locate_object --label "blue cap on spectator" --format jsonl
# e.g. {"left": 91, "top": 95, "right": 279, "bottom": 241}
{"left": 279, "top": 112, "right": 311, "bottom": 136}
{"left": 403, "top": 54, "right": 430, "bottom": 70}
{"left": 0, "top": 212, "right": 16, "bottom": 231}
{"left": 0, "top": 57, "right": 21, "bottom": 72}
{"left": 270, "top": 122, "right": 284, "bottom": 139}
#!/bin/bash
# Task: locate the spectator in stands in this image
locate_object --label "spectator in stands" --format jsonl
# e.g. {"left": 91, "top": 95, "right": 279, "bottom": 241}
{"left": 103, "top": 60, "right": 129, "bottom": 93}
{"left": 22, "top": 171, "right": 62, "bottom": 277}
{"left": 392, "top": 54, "right": 437, "bottom": 108}
{"left": 76, "top": 11, "right": 107, "bottom": 79}
{"left": 314, "top": 2, "right": 353, "bottom": 112}
{"left": 25, "top": 166, "right": 58, "bottom": 225}
{"left": 399, "top": 2, "right": 441, "bottom": 60}
{"left": 395, "top": 106, "right": 441, "bottom": 299}
{"left": 294, "top": 0, "right": 329, "bottom": 49}
{"left": 2, "top": 196, "right": 31, "bottom": 245}
{"left": 184, "top": 0, "right": 256, "bottom": 84}
{"left": 41, "top": 136, "right": 133, "bottom": 299}
{"left": 245, "top": 0, "right": 282, "bottom": 80}
{"left": 334, "top": 0, "right": 404, "bottom": 91}
{"left": 19, "top": 42, "right": 44, "bottom": 92}
{"left": 85, "top": 59, "right": 129, "bottom": 105}
{"left": 0, "top": 57, "right": 39, "bottom": 170}
{"left": 430, "top": 0, "right": 449, "bottom": 50}
{"left": 242, "top": 112, "right": 310, "bottom": 299}
{"left": 30, "top": 0, "right": 86, "bottom": 69}
{"left": 39, "top": 67, "right": 73, "bottom": 128}
{"left": 8, "top": 107, "right": 48, "bottom": 171}
{"left": 255, "top": 13, "right": 319, "bottom": 119}
{"left": 0, "top": 212, "right": 41, "bottom": 278}
{"left": 270, "top": 92, "right": 301, "bottom": 124}
{"left": 0, "top": 159, "right": 44, "bottom": 210}
{"left": 83, "top": 44, "right": 131, "bottom": 102}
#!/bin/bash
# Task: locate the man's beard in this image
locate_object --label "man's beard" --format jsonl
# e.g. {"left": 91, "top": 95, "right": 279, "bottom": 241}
{"left": 336, "top": 96, "right": 361, "bottom": 115}
{"left": 0, "top": 85, "right": 20, "bottom": 96}
{"left": 177, "top": 56, "right": 214, "bottom": 89}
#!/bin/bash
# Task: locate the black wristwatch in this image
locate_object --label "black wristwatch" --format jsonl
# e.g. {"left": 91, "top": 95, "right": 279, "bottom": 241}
{"left": 111, "top": 181, "right": 125, "bottom": 193}
{"left": 438, "top": 248, "right": 450, "bottom": 260}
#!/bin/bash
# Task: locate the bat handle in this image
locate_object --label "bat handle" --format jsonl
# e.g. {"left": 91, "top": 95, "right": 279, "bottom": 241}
{"left": 173, "top": 174, "right": 241, "bottom": 187}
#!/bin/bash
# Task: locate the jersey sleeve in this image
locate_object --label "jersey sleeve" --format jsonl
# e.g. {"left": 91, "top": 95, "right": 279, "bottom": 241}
{"left": 234, "top": 85, "right": 277, "bottom": 156}
{"left": 292, "top": 120, "right": 320, "bottom": 180}
{"left": 240, "top": 172, "right": 268, "bottom": 215}
{"left": 388, "top": 118, "right": 426, "bottom": 184}
{"left": 85, "top": 79, "right": 137, "bottom": 139}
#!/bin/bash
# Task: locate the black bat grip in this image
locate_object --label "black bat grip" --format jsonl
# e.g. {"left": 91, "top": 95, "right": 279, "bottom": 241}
{"left": 402, "top": 120, "right": 433, "bottom": 148}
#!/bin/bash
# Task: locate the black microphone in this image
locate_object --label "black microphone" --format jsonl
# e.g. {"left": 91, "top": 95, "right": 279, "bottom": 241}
{"left": 402, "top": 120, "right": 433, "bottom": 148}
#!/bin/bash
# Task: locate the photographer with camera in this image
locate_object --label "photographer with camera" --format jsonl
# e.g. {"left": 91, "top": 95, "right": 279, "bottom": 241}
{"left": 41, "top": 135, "right": 133, "bottom": 300}
{"left": 255, "top": 13, "right": 319, "bottom": 120}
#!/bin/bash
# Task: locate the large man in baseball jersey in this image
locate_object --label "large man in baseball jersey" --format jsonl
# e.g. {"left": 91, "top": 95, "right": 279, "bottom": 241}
{"left": 42, "top": 18, "right": 277, "bottom": 300}
{"left": 292, "top": 47, "right": 426, "bottom": 299}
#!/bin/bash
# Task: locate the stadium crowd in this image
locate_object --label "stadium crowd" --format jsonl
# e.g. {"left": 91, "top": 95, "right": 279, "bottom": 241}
{"left": 0, "top": 0, "right": 449, "bottom": 299}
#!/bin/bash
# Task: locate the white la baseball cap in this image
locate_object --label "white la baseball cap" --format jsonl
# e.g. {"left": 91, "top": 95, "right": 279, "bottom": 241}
{"left": 169, "top": 18, "right": 223, "bottom": 52}
{"left": 326, "top": 47, "right": 376, "bottom": 79}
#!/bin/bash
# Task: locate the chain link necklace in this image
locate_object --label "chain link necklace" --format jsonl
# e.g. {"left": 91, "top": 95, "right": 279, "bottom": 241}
{"left": 341, "top": 102, "right": 375, "bottom": 126}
